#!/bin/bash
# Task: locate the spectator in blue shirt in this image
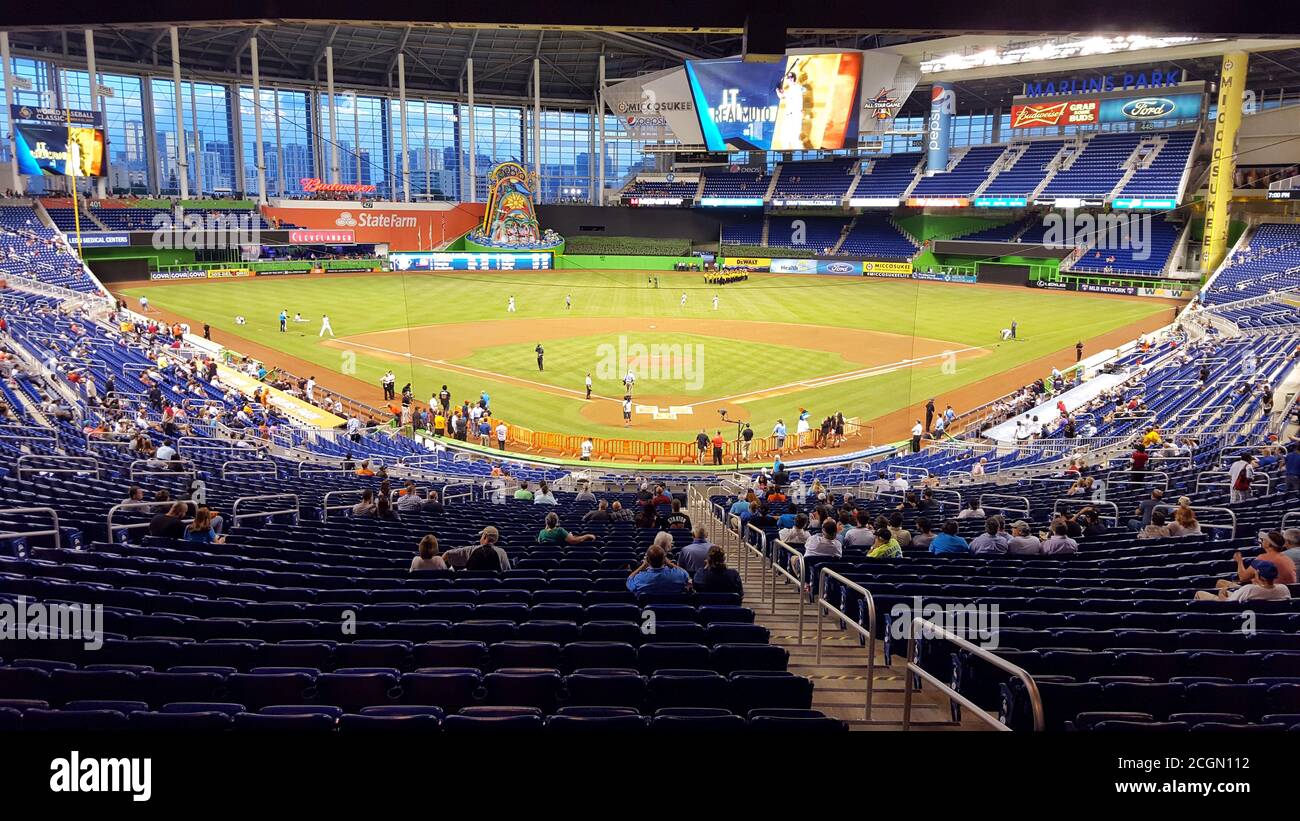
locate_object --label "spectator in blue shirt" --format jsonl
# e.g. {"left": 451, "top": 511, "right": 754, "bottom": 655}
{"left": 627, "top": 535, "right": 691, "bottom": 594}
{"left": 729, "top": 494, "right": 754, "bottom": 518}
{"left": 929, "top": 520, "right": 970, "bottom": 555}
{"left": 676, "top": 527, "right": 714, "bottom": 574}
{"left": 1286, "top": 443, "right": 1300, "bottom": 495}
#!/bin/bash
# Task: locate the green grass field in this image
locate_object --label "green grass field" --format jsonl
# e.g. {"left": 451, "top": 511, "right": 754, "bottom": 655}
{"left": 121, "top": 269, "right": 1173, "bottom": 441}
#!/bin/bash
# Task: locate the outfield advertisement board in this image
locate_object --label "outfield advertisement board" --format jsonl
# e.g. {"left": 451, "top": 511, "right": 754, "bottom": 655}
{"left": 149, "top": 270, "right": 209, "bottom": 281}
{"left": 70, "top": 232, "right": 130, "bottom": 247}
{"left": 207, "top": 268, "right": 254, "bottom": 279}
{"left": 1030, "top": 278, "right": 1189, "bottom": 298}
{"left": 389, "top": 252, "right": 554, "bottom": 271}
{"left": 912, "top": 270, "right": 978, "bottom": 284}
{"left": 863, "top": 261, "right": 915, "bottom": 277}
{"left": 767, "top": 258, "right": 916, "bottom": 277}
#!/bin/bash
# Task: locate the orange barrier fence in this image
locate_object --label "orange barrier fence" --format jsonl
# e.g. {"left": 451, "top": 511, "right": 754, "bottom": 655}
{"left": 491, "top": 417, "right": 869, "bottom": 464}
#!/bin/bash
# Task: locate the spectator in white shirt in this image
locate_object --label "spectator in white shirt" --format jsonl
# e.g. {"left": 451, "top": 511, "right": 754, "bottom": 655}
{"left": 532, "top": 481, "right": 558, "bottom": 505}
{"left": 891, "top": 474, "right": 909, "bottom": 492}
{"left": 779, "top": 513, "right": 811, "bottom": 545}
{"left": 802, "top": 520, "right": 843, "bottom": 559}
{"left": 957, "top": 499, "right": 986, "bottom": 520}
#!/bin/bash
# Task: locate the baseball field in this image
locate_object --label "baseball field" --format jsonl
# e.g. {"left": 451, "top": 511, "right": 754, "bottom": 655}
{"left": 118, "top": 268, "right": 1179, "bottom": 449}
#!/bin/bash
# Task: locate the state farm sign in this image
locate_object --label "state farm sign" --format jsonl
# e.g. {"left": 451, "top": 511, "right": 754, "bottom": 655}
{"left": 288, "top": 229, "right": 356, "bottom": 244}
{"left": 334, "top": 211, "right": 419, "bottom": 229}
{"left": 262, "top": 201, "right": 486, "bottom": 251}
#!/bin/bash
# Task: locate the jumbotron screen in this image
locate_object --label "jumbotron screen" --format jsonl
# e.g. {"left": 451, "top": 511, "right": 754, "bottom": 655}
{"left": 15, "top": 123, "right": 105, "bottom": 177}
{"left": 685, "top": 52, "right": 863, "bottom": 152}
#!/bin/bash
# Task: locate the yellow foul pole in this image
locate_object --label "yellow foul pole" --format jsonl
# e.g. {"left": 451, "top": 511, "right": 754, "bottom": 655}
{"left": 1200, "top": 51, "right": 1249, "bottom": 278}
{"left": 65, "top": 105, "right": 83, "bottom": 257}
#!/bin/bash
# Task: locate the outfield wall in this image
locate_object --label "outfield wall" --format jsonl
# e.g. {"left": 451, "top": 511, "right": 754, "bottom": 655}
{"left": 557, "top": 254, "right": 698, "bottom": 270}
{"left": 537, "top": 205, "right": 733, "bottom": 244}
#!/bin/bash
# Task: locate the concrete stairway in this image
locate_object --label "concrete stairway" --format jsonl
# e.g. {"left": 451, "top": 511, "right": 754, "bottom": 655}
{"left": 731, "top": 543, "right": 984, "bottom": 730}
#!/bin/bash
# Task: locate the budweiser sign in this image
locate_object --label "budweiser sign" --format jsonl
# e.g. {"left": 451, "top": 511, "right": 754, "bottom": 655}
{"left": 288, "top": 229, "right": 356, "bottom": 244}
{"left": 300, "top": 178, "right": 377, "bottom": 194}
{"left": 1009, "top": 99, "right": 1099, "bottom": 128}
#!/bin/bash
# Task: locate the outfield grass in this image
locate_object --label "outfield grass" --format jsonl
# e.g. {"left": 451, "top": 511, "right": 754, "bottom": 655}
{"left": 121, "top": 268, "right": 1172, "bottom": 440}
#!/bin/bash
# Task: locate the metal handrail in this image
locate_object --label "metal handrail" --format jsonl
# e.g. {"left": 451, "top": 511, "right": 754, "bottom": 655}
{"left": 1052, "top": 498, "right": 1119, "bottom": 524}
{"left": 442, "top": 483, "right": 474, "bottom": 506}
{"left": 902, "top": 616, "right": 1044, "bottom": 732}
{"left": 977, "top": 494, "right": 1031, "bottom": 518}
{"left": 221, "top": 460, "right": 278, "bottom": 479}
{"left": 742, "top": 523, "right": 771, "bottom": 611}
{"left": 0, "top": 506, "right": 62, "bottom": 550}
{"left": 231, "top": 493, "right": 300, "bottom": 525}
{"left": 128, "top": 458, "right": 197, "bottom": 481}
{"left": 105, "top": 500, "right": 187, "bottom": 543}
{"left": 814, "top": 567, "right": 878, "bottom": 721}
{"left": 15, "top": 454, "right": 100, "bottom": 482}
{"left": 1282, "top": 511, "right": 1300, "bottom": 532}
{"left": 1195, "top": 469, "right": 1272, "bottom": 496}
{"left": 322, "top": 489, "right": 371, "bottom": 521}
{"left": 771, "top": 539, "right": 806, "bottom": 641}
{"left": 1153, "top": 503, "right": 1237, "bottom": 539}
{"left": 1103, "top": 469, "right": 1170, "bottom": 491}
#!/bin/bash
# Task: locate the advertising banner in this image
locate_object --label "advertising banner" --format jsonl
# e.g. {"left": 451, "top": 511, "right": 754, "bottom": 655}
{"left": 389, "top": 252, "right": 553, "bottom": 271}
{"left": 15, "top": 123, "right": 105, "bottom": 176}
{"left": 862, "top": 260, "right": 914, "bottom": 276}
{"left": 1097, "top": 93, "right": 1203, "bottom": 124}
{"left": 288, "top": 229, "right": 356, "bottom": 245}
{"left": 912, "top": 270, "right": 978, "bottom": 284}
{"left": 150, "top": 270, "right": 209, "bottom": 281}
{"left": 817, "top": 260, "right": 862, "bottom": 275}
{"left": 70, "top": 232, "right": 130, "bottom": 247}
{"left": 972, "top": 196, "right": 1029, "bottom": 207}
{"left": 10, "top": 104, "right": 102, "bottom": 127}
{"left": 685, "top": 52, "right": 864, "bottom": 152}
{"left": 926, "top": 82, "right": 955, "bottom": 172}
{"left": 207, "top": 268, "right": 254, "bottom": 279}
{"left": 1010, "top": 92, "right": 1202, "bottom": 128}
{"left": 262, "top": 202, "right": 485, "bottom": 250}
{"left": 1028, "top": 278, "right": 1189, "bottom": 299}
{"left": 725, "top": 257, "right": 771, "bottom": 268}
{"left": 1009, "top": 98, "right": 1099, "bottom": 128}
{"left": 769, "top": 258, "right": 819, "bottom": 274}
{"left": 1202, "top": 53, "right": 1248, "bottom": 273}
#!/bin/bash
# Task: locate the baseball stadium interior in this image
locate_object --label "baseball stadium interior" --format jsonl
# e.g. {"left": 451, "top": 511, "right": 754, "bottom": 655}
{"left": 4, "top": 2, "right": 1300, "bottom": 779}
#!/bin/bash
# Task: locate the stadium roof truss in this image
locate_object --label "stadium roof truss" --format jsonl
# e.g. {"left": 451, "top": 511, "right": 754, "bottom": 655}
{"left": 4, "top": 22, "right": 1300, "bottom": 111}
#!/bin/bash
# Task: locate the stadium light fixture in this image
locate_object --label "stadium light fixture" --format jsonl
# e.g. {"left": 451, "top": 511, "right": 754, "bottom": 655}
{"left": 919, "top": 34, "right": 1220, "bottom": 73}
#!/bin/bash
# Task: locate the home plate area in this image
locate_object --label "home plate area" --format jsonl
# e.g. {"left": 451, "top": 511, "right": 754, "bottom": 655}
{"left": 635, "top": 404, "right": 693, "bottom": 420}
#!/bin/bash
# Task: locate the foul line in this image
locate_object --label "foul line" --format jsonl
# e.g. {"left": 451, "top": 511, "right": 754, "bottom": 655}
{"left": 332, "top": 337, "right": 986, "bottom": 407}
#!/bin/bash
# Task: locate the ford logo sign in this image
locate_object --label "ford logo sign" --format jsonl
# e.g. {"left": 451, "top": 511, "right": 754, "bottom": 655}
{"left": 1121, "top": 97, "right": 1175, "bottom": 119}
{"left": 826, "top": 263, "right": 854, "bottom": 274}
